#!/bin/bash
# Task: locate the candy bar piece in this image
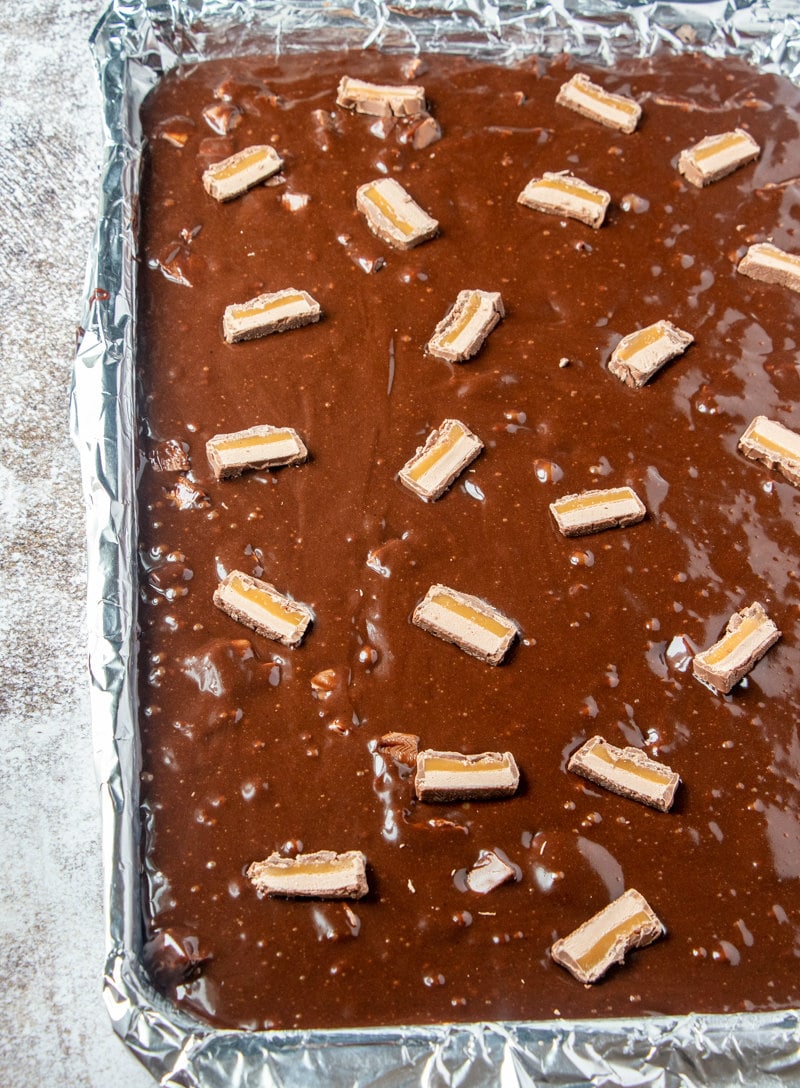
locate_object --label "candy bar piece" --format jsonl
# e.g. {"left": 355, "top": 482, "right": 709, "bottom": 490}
{"left": 214, "top": 570, "right": 313, "bottom": 648}
{"left": 738, "top": 415, "right": 800, "bottom": 488}
{"left": 412, "top": 583, "right": 518, "bottom": 665}
{"left": 466, "top": 849, "right": 517, "bottom": 894}
{"left": 415, "top": 749, "right": 520, "bottom": 801}
{"left": 399, "top": 419, "right": 483, "bottom": 501}
{"left": 356, "top": 178, "right": 439, "bottom": 250}
{"left": 376, "top": 732, "right": 420, "bottom": 769}
{"left": 426, "top": 290, "right": 505, "bottom": 363}
{"left": 222, "top": 288, "right": 321, "bottom": 344}
{"left": 206, "top": 424, "right": 308, "bottom": 480}
{"left": 202, "top": 144, "right": 284, "bottom": 201}
{"left": 247, "top": 850, "right": 368, "bottom": 899}
{"left": 556, "top": 73, "right": 642, "bottom": 134}
{"left": 677, "top": 128, "right": 760, "bottom": 187}
{"left": 568, "top": 736, "right": 679, "bottom": 812}
{"left": 608, "top": 319, "right": 693, "bottom": 388}
{"left": 737, "top": 243, "right": 800, "bottom": 294}
{"left": 517, "top": 172, "right": 610, "bottom": 228}
{"left": 336, "top": 76, "right": 426, "bottom": 118}
{"left": 550, "top": 486, "right": 646, "bottom": 537}
{"left": 551, "top": 888, "right": 664, "bottom": 984}
{"left": 692, "top": 601, "right": 780, "bottom": 694}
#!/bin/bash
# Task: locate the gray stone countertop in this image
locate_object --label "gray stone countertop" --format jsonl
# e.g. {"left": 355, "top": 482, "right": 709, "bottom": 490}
{"left": 0, "top": 2, "right": 153, "bottom": 1084}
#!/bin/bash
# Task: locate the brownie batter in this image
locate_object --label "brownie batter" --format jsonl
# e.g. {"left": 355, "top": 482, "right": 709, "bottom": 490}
{"left": 136, "top": 49, "right": 800, "bottom": 1031}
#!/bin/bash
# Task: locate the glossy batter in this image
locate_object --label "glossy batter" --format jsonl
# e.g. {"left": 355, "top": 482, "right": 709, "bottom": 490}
{"left": 136, "top": 49, "right": 800, "bottom": 1030}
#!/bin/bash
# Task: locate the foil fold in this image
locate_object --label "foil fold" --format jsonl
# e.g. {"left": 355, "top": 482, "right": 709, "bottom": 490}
{"left": 71, "top": 1, "right": 800, "bottom": 1084}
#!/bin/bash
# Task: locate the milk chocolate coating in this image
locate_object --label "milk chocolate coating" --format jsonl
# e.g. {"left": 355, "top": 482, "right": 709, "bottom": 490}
{"left": 137, "top": 50, "right": 800, "bottom": 1031}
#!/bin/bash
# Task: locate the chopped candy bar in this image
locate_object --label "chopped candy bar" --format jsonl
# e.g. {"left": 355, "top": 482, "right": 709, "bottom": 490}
{"left": 608, "top": 319, "right": 693, "bottom": 388}
{"left": 568, "top": 735, "right": 680, "bottom": 812}
{"left": 148, "top": 438, "right": 189, "bottom": 473}
{"left": 356, "top": 178, "right": 439, "bottom": 250}
{"left": 692, "top": 601, "right": 780, "bottom": 694}
{"left": 376, "top": 732, "right": 420, "bottom": 769}
{"left": 165, "top": 476, "right": 211, "bottom": 510}
{"left": 202, "top": 144, "right": 283, "bottom": 201}
{"left": 247, "top": 850, "right": 368, "bottom": 899}
{"left": 426, "top": 290, "right": 504, "bottom": 363}
{"left": 465, "top": 849, "right": 517, "bottom": 894}
{"left": 222, "top": 288, "right": 321, "bottom": 344}
{"left": 517, "top": 171, "right": 610, "bottom": 228}
{"left": 551, "top": 888, "right": 665, "bottom": 984}
{"left": 412, "top": 583, "right": 518, "bottom": 665}
{"left": 737, "top": 243, "right": 800, "bottom": 294}
{"left": 738, "top": 415, "right": 800, "bottom": 488}
{"left": 677, "top": 128, "right": 760, "bottom": 187}
{"left": 550, "top": 485, "right": 646, "bottom": 537}
{"left": 399, "top": 418, "right": 483, "bottom": 501}
{"left": 556, "top": 73, "right": 642, "bottom": 134}
{"left": 415, "top": 749, "right": 520, "bottom": 801}
{"left": 336, "top": 75, "right": 426, "bottom": 117}
{"left": 214, "top": 570, "right": 313, "bottom": 648}
{"left": 206, "top": 424, "right": 308, "bottom": 480}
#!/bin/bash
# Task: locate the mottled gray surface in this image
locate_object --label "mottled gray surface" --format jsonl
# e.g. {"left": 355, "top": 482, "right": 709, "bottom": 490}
{"left": 0, "top": 2, "right": 153, "bottom": 1084}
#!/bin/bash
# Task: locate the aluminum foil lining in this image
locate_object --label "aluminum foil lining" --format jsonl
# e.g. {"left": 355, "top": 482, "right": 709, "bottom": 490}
{"left": 70, "top": 1, "right": 800, "bottom": 1084}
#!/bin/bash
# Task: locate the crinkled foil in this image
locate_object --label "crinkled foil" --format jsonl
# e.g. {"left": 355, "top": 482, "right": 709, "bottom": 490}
{"left": 71, "top": 1, "right": 800, "bottom": 1084}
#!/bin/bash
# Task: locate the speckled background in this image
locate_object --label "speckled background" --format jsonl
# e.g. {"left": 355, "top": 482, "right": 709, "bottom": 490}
{"left": 0, "top": 2, "right": 152, "bottom": 1084}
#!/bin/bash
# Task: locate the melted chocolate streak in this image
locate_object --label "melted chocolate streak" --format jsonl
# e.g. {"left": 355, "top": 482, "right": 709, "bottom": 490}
{"left": 136, "top": 51, "right": 800, "bottom": 1031}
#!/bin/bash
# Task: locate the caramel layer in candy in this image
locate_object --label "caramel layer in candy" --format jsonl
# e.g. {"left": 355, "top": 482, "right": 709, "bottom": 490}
{"left": 206, "top": 424, "right": 308, "bottom": 480}
{"left": 356, "top": 178, "right": 439, "bottom": 250}
{"left": 415, "top": 749, "right": 520, "bottom": 801}
{"left": 677, "top": 128, "right": 760, "bottom": 187}
{"left": 692, "top": 601, "right": 780, "bottom": 694}
{"left": 608, "top": 319, "right": 693, "bottom": 388}
{"left": 336, "top": 75, "right": 426, "bottom": 117}
{"left": 399, "top": 418, "right": 483, "bottom": 501}
{"left": 556, "top": 73, "right": 641, "bottom": 134}
{"left": 222, "top": 288, "right": 321, "bottom": 344}
{"left": 739, "top": 415, "right": 800, "bottom": 488}
{"left": 247, "top": 850, "right": 368, "bottom": 899}
{"left": 412, "top": 583, "right": 518, "bottom": 665}
{"left": 202, "top": 144, "right": 283, "bottom": 202}
{"left": 426, "top": 290, "right": 505, "bottom": 363}
{"left": 737, "top": 243, "right": 800, "bottom": 294}
{"left": 568, "top": 735, "right": 679, "bottom": 812}
{"left": 517, "top": 172, "right": 610, "bottom": 228}
{"left": 550, "top": 486, "right": 646, "bottom": 537}
{"left": 465, "top": 849, "right": 517, "bottom": 894}
{"left": 551, "top": 888, "right": 664, "bottom": 984}
{"left": 214, "top": 570, "right": 313, "bottom": 648}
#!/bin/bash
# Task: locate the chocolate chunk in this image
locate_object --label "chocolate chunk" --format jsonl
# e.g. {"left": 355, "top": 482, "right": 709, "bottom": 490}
{"left": 356, "top": 177, "right": 439, "bottom": 250}
{"left": 517, "top": 171, "right": 610, "bottom": 228}
{"left": 412, "top": 583, "right": 518, "bottom": 665}
{"left": 568, "top": 735, "right": 680, "bottom": 812}
{"left": 247, "top": 850, "right": 368, "bottom": 899}
{"left": 556, "top": 73, "right": 641, "bottom": 133}
{"left": 608, "top": 319, "right": 693, "bottom": 388}
{"left": 148, "top": 438, "right": 189, "bottom": 473}
{"left": 143, "top": 927, "right": 211, "bottom": 988}
{"left": 738, "top": 243, "right": 800, "bottom": 294}
{"left": 214, "top": 570, "right": 313, "bottom": 647}
{"left": 202, "top": 144, "right": 283, "bottom": 201}
{"left": 426, "top": 290, "right": 504, "bottom": 363}
{"left": 336, "top": 75, "right": 426, "bottom": 117}
{"left": 739, "top": 415, "right": 800, "bottom": 487}
{"left": 206, "top": 424, "right": 308, "bottom": 479}
{"left": 678, "top": 128, "right": 760, "bottom": 187}
{"left": 551, "top": 888, "right": 665, "bottom": 984}
{"left": 222, "top": 288, "right": 322, "bottom": 344}
{"left": 415, "top": 749, "right": 520, "bottom": 801}
{"left": 398, "top": 418, "right": 483, "bottom": 501}
{"left": 549, "top": 485, "right": 646, "bottom": 536}
{"left": 692, "top": 601, "right": 780, "bottom": 694}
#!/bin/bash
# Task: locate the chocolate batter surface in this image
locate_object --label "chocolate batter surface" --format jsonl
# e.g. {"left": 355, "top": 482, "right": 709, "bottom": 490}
{"left": 137, "top": 49, "right": 800, "bottom": 1030}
